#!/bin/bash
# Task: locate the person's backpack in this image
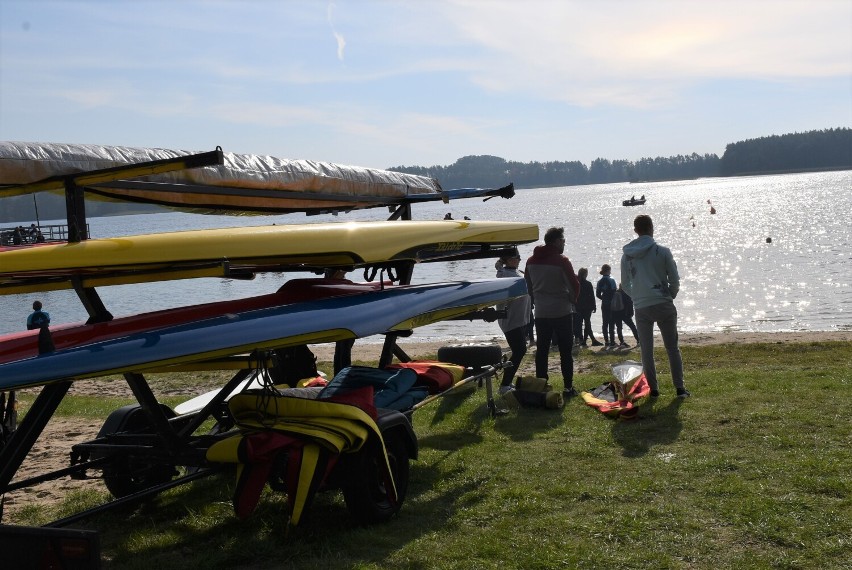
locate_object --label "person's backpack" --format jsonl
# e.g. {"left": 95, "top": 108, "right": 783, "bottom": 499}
{"left": 610, "top": 291, "right": 625, "bottom": 312}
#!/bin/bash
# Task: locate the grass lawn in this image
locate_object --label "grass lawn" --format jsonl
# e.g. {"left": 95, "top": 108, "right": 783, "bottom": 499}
{"left": 8, "top": 341, "right": 852, "bottom": 569}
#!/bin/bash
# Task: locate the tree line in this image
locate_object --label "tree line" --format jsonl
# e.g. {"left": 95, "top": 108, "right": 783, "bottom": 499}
{"left": 1, "top": 128, "right": 849, "bottom": 223}
{"left": 389, "top": 127, "right": 851, "bottom": 189}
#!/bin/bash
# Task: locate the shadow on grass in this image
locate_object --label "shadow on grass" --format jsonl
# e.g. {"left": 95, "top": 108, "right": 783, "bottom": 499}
{"left": 493, "top": 406, "right": 566, "bottom": 442}
{"left": 611, "top": 397, "right": 684, "bottom": 458}
{"left": 425, "top": 386, "right": 478, "bottom": 426}
{"left": 97, "top": 462, "right": 482, "bottom": 569}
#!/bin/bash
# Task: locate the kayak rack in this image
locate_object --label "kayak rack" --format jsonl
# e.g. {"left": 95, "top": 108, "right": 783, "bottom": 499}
{"left": 0, "top": 145, "right": 530, "bottom": 562}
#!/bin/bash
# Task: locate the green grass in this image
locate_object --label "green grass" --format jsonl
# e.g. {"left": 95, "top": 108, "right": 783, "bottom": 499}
{"left": 8, "top": 341, "right": 852, "bottom": 569}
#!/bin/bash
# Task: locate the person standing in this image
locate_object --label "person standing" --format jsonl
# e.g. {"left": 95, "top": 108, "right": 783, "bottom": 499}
{"left": 494, "top": 249, "right": 531, "bottom": 394}
{"left": 621, "top": 214, "right": 689, "bottom": 398}
{"left": 524, "top": 227, "right": 580, "bottom": 398}
{"left": 616, "top": 284, "right": 640, "bottom": 347}
{"left": 612, "top": 283, "right": 640, "bottom": 348}
{"left": 575, "top": 268, "right": 603, "bottom": 347}
{"left": 596, "top": 264, "right": 617, "bottom": 349}
{"left": 27, "top": 300, "right": 51, "bottom": 330}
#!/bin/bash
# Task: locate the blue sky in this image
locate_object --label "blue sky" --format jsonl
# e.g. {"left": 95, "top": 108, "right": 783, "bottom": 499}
{"left": 1, "top": 0, "right": 850, "bottom": 170}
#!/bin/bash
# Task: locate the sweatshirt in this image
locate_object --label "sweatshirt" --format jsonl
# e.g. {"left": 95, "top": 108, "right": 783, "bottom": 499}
{"left": 495, "top": 266, "right": 531, "bottom": 333}
{"left": 524, "top": 243, "right": 579, "bottom": 318}
{"left": 620, "top": 234, "right": 680, "bottom": 310}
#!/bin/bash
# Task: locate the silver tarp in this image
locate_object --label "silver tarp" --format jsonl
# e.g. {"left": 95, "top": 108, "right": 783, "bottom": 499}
{"left": 0, "top": 141, "right": 442, "bottom": 213}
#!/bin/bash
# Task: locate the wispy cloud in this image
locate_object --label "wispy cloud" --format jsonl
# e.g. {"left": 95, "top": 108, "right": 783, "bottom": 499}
{"left": 328, "top": 3, "right": 346, "bottom": 62}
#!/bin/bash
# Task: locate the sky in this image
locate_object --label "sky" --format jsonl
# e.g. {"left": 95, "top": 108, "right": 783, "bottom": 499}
{"left": 0, "top": 0, "right": 850, "bottom": 170}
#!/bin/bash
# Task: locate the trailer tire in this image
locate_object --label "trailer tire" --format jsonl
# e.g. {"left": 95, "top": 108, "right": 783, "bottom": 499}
{"left": 437, "top": 342, "right": 503, "bottom": 370}
{"left": 96, "top": 404, "right": 179, "bottom": 498}
{"left": 342, "top": 430, "right": 410, "bottom": 524}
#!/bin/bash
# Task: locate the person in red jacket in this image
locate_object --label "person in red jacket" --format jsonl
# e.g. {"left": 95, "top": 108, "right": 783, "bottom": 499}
{"left": 524, "top": 227, "right": 581, "bottom": 398}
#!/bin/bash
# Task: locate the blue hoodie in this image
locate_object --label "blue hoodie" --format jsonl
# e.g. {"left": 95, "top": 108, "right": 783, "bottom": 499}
{"left": 620, "top": 235, "right": 680, "bottom": 310}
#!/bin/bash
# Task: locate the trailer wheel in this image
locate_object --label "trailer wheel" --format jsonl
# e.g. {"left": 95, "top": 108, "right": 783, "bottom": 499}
{"left": 96, "top": 404, "right": 179, "bottom": 498}
{"left": 102, "top": 456, "right": 179, "bottom": 499}
{"left": 437, "top": 342, "right": 503, "bottom": 370}
{"left": 342, "top": 430, "right": 410, "bottom": 524}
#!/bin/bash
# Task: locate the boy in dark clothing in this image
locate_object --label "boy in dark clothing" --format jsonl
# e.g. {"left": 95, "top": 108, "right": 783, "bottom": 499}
{"left": 575, "top": 267, "right": 603, "bottom": 347}
{"left": 596, "top": 264, "right": 617, "bottom": 348}
{"left": 27, "top": 300, "right": 51, "bottom": 330}
{"left": 524, "top": 227, "right": 580, "bottom": 398}
{"left": 612, "top": 284, "right": 639, "bottom": 347}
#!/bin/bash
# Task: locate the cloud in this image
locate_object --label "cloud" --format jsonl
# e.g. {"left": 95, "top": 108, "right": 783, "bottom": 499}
{"left": 328, "top": 2, "right": 346, "bottom": 62}
{"left": 437, "top": 0, "right": 852, "bottom": 107}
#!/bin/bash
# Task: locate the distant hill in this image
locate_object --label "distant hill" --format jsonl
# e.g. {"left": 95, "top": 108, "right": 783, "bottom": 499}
{"left": 388, "top": 127, "right": 851, "bottom": 189}
{"left": 2, "top": 127, "right": 849, "bottom": 223}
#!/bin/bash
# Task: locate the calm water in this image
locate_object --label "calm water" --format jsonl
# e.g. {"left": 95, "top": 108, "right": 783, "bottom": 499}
{"left": 2, "top": 170, "right": 850, "bottom": 343}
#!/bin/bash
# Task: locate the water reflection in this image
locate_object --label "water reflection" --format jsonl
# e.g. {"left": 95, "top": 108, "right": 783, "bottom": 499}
{"left": 1, "top": 170, "right": 849, "bottom": 338}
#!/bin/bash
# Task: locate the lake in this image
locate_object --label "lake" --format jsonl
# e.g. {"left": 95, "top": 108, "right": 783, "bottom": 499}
{"left": 2, "top": 170, "right": 850, "bottom": 343}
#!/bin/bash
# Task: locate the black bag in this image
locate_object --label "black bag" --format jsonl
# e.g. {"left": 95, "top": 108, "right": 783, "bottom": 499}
{"left": 270, "top": 345, "right": 319, "bottom": 387}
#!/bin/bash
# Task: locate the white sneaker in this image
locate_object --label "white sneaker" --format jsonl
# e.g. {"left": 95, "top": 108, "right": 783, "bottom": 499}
{"left": 498, "top": 385, "right": 515, "bottom": 396}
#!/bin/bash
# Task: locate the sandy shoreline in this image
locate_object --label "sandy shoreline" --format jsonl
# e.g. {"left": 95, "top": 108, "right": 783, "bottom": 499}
{"left": 310, "top": 331, "right": 852, "bottom": 361}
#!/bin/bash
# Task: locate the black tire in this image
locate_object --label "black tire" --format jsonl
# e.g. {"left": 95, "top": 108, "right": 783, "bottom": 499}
{"left": 342, "top": 429, "right": 410, "bottom": 524}
{"left": 437, "top": 342, "right": 503, "bottom": 370}
{"left": 102, "top": 456, "right": 179, "bottom": 499}
{"left": 96, "top": 404, "right": 179, "bottom": 498}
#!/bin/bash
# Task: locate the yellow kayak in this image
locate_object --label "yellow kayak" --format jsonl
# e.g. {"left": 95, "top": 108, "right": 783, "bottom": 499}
{"left": 0, "top": 220, "right": 537, "bottom": 294}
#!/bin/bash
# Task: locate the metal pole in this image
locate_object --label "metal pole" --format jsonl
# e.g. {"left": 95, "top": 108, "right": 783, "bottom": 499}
{"left": 32, "top": 194, "right": 41, "bottom": 226}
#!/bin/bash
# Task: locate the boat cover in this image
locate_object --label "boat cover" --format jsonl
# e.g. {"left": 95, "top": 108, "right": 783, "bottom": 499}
{"left": 0, "top": 141, "right": 445, "bottom": 213}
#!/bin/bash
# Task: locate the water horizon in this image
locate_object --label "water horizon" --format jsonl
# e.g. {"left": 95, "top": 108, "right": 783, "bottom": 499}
{"left": 1, "top": 170, "right": 850, "bottom": 341}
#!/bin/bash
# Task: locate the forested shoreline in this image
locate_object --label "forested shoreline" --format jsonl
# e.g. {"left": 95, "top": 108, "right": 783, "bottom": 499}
{"left": 389, "top": 127, "right": 851, "bottom": 189}
{"left": 1, "top": 127, "right": 849, "bottom": 223}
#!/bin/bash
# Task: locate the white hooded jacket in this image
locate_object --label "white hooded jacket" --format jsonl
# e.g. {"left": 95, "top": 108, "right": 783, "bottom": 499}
{"left": 620, "top": 235, "right": 680, "bottom": 310}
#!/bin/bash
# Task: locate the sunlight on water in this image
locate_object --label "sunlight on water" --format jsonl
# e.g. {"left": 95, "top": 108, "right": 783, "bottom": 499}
{"left": 1, "top": 171, "right": 850, "bottom": 341}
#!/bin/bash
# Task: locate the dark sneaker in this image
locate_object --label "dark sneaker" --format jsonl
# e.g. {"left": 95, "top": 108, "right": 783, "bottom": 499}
{"left": 619, "top": 342, "right": 629, "bottom": 349}
{"left": 563, "top": 387, "right": 578, "bottom": 399}
{"left": 591, "top": 340, "right": 603, "bottom": 346}
{"left": 499, "top": 384, "right": 515, "bottom": 396}
{"left": 676, "top": 389, "right": 691, "bottom": 398}
{"left": 649, "top": 390, "right": 660, "bottom": 398}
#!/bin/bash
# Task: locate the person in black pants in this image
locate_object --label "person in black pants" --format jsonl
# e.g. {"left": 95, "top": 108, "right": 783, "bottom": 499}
{"left": 575, "top": 268, "right": 603, "bottom": 346}
{"left": 613, "top": 284, "right": 640, "bottom": 347}
{"left": 494, "top": 250, "right": 531, "bottom": 394}
{"left": 524, "top": 227, "right": 580, "bottom": 398}
{"left": 596, "top": 263, "right": 617, "bottom": 348}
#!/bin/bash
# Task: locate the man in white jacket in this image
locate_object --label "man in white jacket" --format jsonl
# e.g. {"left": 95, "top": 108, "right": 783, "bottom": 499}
{"left": 620, "top": 215, "right": 689, "bottom": 398}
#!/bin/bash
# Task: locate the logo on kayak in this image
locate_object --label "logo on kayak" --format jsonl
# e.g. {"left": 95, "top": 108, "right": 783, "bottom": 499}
{"left": 434, "top": 242, "right": 465, "bottom": 252}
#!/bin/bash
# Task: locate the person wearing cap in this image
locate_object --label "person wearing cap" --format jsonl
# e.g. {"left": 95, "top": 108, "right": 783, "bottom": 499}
{"left": 596, "top": 263, "right": 618, "bottom": 349}
{"left": 524, "top": 227, "right": 580, "bottom": 399}
{"left": 494, "top": 249, "right": 531, "bottom": 395}
{"left": 621, "top": 214, "right": 688, "bottom": 398}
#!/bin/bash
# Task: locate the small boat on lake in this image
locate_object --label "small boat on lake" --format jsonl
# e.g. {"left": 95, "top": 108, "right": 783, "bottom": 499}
{"left": 622, "top": 196, "right": 646, "bottom": 206}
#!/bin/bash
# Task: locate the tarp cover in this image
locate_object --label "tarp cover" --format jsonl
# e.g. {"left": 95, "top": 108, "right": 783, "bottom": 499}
{"left": 0, "top": 141, "right": 442, "bottom": 213}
